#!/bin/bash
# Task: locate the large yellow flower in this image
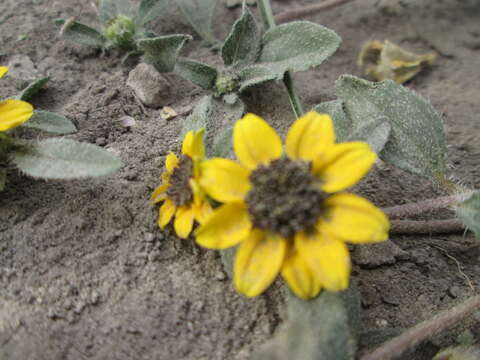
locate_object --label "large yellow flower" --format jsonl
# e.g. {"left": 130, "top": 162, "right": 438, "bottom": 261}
{"left": 151, "top": 129, "right": 212, "bottom": 239}
{"left": 196, "top": 112, "right": 389, "bottom": 299}
{"left": 0, "top": 66, "right": 33, "bottom": 132}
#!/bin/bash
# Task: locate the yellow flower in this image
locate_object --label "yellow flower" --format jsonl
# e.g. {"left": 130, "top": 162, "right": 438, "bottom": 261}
{"left": 196, "top": 112, "right": 390, "bottom": 299}
{"left": 0, "top": 66, "right": 34, "bottom": 132}
{"left": 151, "top": 129, "right": 212, "bottom": 239}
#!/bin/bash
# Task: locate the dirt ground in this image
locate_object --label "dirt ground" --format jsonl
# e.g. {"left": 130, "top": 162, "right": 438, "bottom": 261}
{"left": 0, "top": 0, "right": 479, "bottom": 359}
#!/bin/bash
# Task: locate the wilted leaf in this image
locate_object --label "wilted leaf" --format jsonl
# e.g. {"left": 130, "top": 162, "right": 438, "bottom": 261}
{"left": 336, "top": 75, "right": 446, "bottom": 180}
{"left": 138, "top": 34, "right": 192, "bottom": 73}
{"left": 18, "top": 77, "right": 49, "bottom": 101}
{"left": 136, "top": 0, "right": 169, "bottom": 26}
{"left": 456, "top": 191, "right": 480, "bottom": 240}
{"left": 177, "top": 0, "right": 218, "bottom": 45}
{"left": 174, "top": 59, "right": 218, "bottom": 90}
{"left": 61, "top": 21, "right": 107, "bottom": 48}
{"left": 221, "top": 7, "right": 260, "bottom": 66}
{"left": 22, "top": 111, "right": 77, "bottom": 135}
{"left": 10, "top": 138, "right": 121, "bottom": 179}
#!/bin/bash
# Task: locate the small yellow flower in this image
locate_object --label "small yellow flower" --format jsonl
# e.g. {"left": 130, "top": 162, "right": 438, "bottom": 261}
{"left": 151, "top": 129, "right": 212, "bottom": 239}
{"left": 0, "top": 66, "right": 34, "bottom": 132}
{"left": 196, "top": 112, "right": 390, "bottom": 299}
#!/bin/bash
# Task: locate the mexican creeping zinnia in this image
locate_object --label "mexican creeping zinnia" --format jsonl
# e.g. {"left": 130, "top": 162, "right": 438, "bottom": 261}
{"left": 0, "top": 66, "right": 33, "bottom": 132}
{"left": 195, "top": 112, "right": 390, "bottom": 299}
{"left": 151, "top": 129, "right": 212, "bottom": 239}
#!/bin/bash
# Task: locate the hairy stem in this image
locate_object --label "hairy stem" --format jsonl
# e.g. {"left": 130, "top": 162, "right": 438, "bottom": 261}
{"left": 360, "top": 295, "right": 480, "bottom": 360}
{"left": 274, "top": 0, "right": 357, "bottom": 24}
{"left": 257, "top": 0, "right": 276, "bottom": 29}
{"left": 390, "top": 219, "right": 465, "bottom": 235}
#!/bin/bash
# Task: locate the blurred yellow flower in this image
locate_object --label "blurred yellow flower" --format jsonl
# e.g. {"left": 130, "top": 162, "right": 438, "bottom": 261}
{"left": 196, "top": 112, "right": 389, "bottom": 299}
{"left": 0, "top": 66, "right": 34, "bottom": 132}
{"left": 151, "top": 129, "right": 212, "bottom": 239}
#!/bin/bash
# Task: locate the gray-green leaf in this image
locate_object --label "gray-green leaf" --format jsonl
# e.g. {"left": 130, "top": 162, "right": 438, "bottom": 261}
{"left": 177, "top": 0, "right": 218, "bottom": 45}
{"left": 183, "top": 95, "right": 212, "bottom": 135}
{"left": 10, "top": 139, "right": 121, "bottom": 179}
{"left": 136, "top": 0, "right": 169, "bottom": 26}
{"left": 347, "top": 117, "right": 391, "bottom": 154}
{"left": 22, "top": 111, "right": 77, "bottom": 135}
{"left": 221, "top": 7, "right": 260, "bottom": 66}
{"left": 99, "top": 0, "right": 133, "bottom": 24}
{"left": 257, "top": 21, "right": 341, "bottom": 79}
{"left": 336, "top": 75, "right": 447, "bottom": 180}
{"left": 61, "top": 21, "right": 107, "bottom": 48}
{"left": 174, "top": 59, "right": 218, "bottom": 90}
{"left": 313, "top": 100, "right": 351, "bottom": 142}
{"left": 18, "top": 77, "right": 49, "bottom": 101}
{"left": 456, "top": 191, "right": 480, "bottom": 239}
{"left": 138, "top": 34, "right": 192, "bottom": 73}
{"left": 237, "top": 63, "right": 278, "bottom": 92}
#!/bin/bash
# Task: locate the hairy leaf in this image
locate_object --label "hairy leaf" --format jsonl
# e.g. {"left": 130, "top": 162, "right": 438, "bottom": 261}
{"left": 456, "top": 191, "right": 480, "bottom": 240}
{"left": 136, "top": 0, "right": 169, "bottom": 26}
{"left": 336, "top": 75, "right": 447, "bottom": 180}
{"left": 99, "top": 0, "right": 133, "bottom": 24}
{"left": 138, "top": 34, "right": 191, "bottom": 73}
{"left": 177, "top": 0, "right": 218, "bottom": 45}
{"left": 22, "top": 111, "right": 77, "bottom": 135}
{"left": 237, "top": 64, "right": 278, "bottom": 92}
{"left": 174, "top": 59, "right": 218, "bottom": 90}
{"left": 313, "top": 100, "right": 351, "bottom": 142}
{"left": 61, "top": 21, "right": 107, "bottom": 48}
{"left": 10, "top": 139, "right": 121, "bottom": 179}
{"left": 18, "top": 77, "right": 49, "bottom": 101}
{"left": 183, "top": 95, "right": 212, "bottom": 135}
{"left": 221, "top": 7, "right": 260, "bottom": 66}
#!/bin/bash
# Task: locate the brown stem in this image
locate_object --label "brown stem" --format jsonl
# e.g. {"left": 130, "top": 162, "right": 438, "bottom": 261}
{"left": 360, "top": 295, "right": 480, "bottom": 360}
{"left": 274, "top": 0, "right": 357, "bottom": 24}
{"left": 390, "top": 219, "right": 465, "bottom": 235}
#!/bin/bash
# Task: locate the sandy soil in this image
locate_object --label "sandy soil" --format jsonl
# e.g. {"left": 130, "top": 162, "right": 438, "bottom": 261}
{"left": 0, "top": 0, "right": 479, "bottom": 359}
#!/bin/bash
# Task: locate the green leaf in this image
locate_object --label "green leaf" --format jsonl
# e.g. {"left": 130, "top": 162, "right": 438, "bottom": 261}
{"left": 177, "top": 0, "right": 218, "bottom": 45}
{"left": 313, "top": 100, "right": 351, "bottom": 142}
{"left": 183, "top": 95, "right": 212, "bottom": 135}
{"left": 221, "top": 6, "right": 260, "bottom": 66}
{"left": 99, "top": 0, "right": 133, "bottom": 24}
{"left": 61, "top": 21, "right": 107, "bottom": 48}
{"left": 174, "top": 58, "right": 218, "bottom": 90}
{"left": 347, "top": 117, "right": 391, "bottom": 154}
{"left": 257, "top": 21, "right": 341, "bottom": 79}
{"left": 336, "top": 75, "right": 447, "bottom": 180}
{"left": 10, "top": 139, "right": 121, "bottom": 179}
{"left": 237, "top": 64, "right": 278, "bottom": 92}
{"left": 138, "top": 34, "right": 192, "bottom": 73}
{"left": 220, "top": 248, "right": 236, "bottom": 279}
{"left": 456, "top": 191, "right": 480, "bottom": 239}
{"left": 136, "top": 0, "right": 169, "bottom": 26}
{"left": 22, "top": 111, "right": 77, "bottom": 135}
{"left": 18, "top": 77, "right": 49, "bottom": 101}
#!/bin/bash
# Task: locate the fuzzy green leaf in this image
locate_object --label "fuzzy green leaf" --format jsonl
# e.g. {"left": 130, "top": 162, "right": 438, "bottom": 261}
{"left": 22, "top": 111, "right": 77, "bottom": 135}
{"left": 177, "top": 0, "right": 218, "bottom": 45}
{"left": 238, "top": 64, "right": 278, "bottom": 92}
{"left": 138, "top": 34, "right": 191, "bottom": 73}
{"left": 220, "top": 248, "right": 236, "bottom": 279}
{"left": 18, "top": 77, "right": 49, "bottom": 101}
{"left": 62, "top": 21, "right": 107, "bottom": 48}
{"left": 257, "top": 21, "right": 341, "bottom": 79}
{"left": 99, "top": 0, "right": 133, "bottom": 24}
{"left": 136, "top": 0, "right": 169, "bottom": 26}
{"left": 174, "top": 59, "right": 218, "bottom": 90}
{"left": 221, "top": 7, "right": 259, "bottom": 66}
{"left": 10, "top": 139, "right": 121, "bottom": 179}
{"left": 313, "top": 100, "right": 351, "bottom": 142}
{"left": 336, "top": 75, "right": 447, "bottom": 180}
{"left": 456, "top": 191, "right": 480, "bottom": 240}
{"left": 183, "top": 95, "right": 212, "bottom": 135}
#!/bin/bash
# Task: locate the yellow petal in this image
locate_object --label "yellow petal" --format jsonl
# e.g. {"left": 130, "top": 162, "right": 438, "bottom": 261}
{"left": 0, "top": 99, "right": 33, "bottom": 131}
{"left": 199, "top": 158, "right": 251, "bottom": 203}
{"left": 165, "top": 152, "right": 179, "bottom": 172}
{"left": 314, "top": 141, "right": 376, "bottom": 193}
{"left": 281, "top": 250, "right": 322, "bottom": 300}
{"left": 233, "top": 113, "right": 282, "bottom": 170}
{"left": 174, "top": 205, "right": 195, "bottom": 239}
{"left": 182, "top": 129, "right": 205, "bottom": 160}
{"left": 158, "top": 198, "right": 176, "bottom": 229}
{"left": 196, "top": 202, "right": 251, "bottom": 249}
{"left": 320, "top": 193, "right": 389, "bottom": 243}
{"left": 0, "top": 66, "right": 8, "bottom": 78}
{"left": 285, "top": 112, "right": 335, "bottom": 161}
{"left": 151, "top": 183, "right": 170, "bottom": 203}
{"left": 295, "top": 230, "right": 350, "bottom": 292}
{"left": 234, "top": 230, "right": 287, "bottom": 297}
{"left": 192, "top": 200, "right": 213, "bottom": 224}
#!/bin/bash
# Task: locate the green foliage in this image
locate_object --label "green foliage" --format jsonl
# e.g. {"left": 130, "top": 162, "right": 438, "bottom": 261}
{"left": 10, "top": 138, "right": 122, "bottom": 180}
{"left": 22, "top": 111, "right": 77, "bottom": 135}
{"left": 61, "top": 21, "right": 107, "bottom": 48}
{"left": 104, "top": 15, "right": 137, "bottom": 49}
{"left": 136, "top": 0, "right": 169, "bottom": 27}
{"left": 18, "top": 77, "right": 49, "bottom": 101}
{"left": 174, "top": 59, "right": 218, "bottom": 89}
{"left": 313, "top": 100, "right": 351, "bottom": 142}
{"left": 177, "top": 0, "right": 219, "bottom": 45}
{"left": 456, "top": 192, "right": 480, "bottom": 240}
{"left": 99, "top": 0, "right": 133, "bottom": 24}
{"left": 138, "top": 35, "right": 192, "bottom": 73}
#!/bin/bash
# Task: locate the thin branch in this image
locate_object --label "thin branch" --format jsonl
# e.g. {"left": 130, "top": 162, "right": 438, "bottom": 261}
{"left": 360, "top": 295, "right": 480, "bottom": 360}
{"left": 390, "top": 219, "right": 465, "bottom": 235}
{"left": 274, "top": 0, "right": 357, "bottom": 24}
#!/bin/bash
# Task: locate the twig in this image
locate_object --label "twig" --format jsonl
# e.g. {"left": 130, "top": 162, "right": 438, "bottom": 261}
{"left": 274, "top": 0, "right": 357, "bottom": 24}
{"left": 390, "top": 219, "right": 465, "bottom": 235}
{"left": 431, "top": 245, "right": 474, "bottom": 290}
{"left": 360, "top": 295, "right": 480, "bottom": 360}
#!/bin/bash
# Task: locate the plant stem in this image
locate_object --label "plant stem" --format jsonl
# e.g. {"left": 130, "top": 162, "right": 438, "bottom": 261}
{"left": 257, "top": 0, "right": 305, "bottom": 117}
{"left": 390, "top": 219, "right": 465, "bottom": 235}
{"left": 360, "top": 295, "right": 480, "bottom": 360}
{"left": 274, "top": 0, "right": 357, "bottom": 24}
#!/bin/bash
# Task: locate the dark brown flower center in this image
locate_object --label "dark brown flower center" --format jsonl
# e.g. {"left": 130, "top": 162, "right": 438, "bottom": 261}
{"left": 245, "top": 158, "right": 327, "bottom": 239}
{"left": 166, "top": 155, "right": 194, "bottom": 207}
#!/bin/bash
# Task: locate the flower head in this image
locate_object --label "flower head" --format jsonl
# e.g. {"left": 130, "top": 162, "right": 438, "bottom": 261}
{"left": 151, "top": 129, "right": 212, "bottom": 239}
{"left": 0, "top": 67, "right": 33, "bottom": 132}
{"left": 104, "top": 15, "right": 136, "bottom": 49}
{"left": 196, "top": 112, "right": 389, "bottom": 299}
